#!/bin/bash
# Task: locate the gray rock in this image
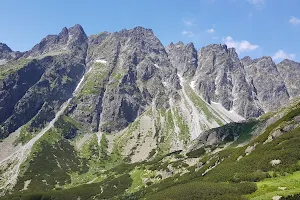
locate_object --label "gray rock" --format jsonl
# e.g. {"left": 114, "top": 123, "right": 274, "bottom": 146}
{"left": 166, "top": 41, "right": 197, "bottom": 78}
{"left": 67, "top": 26, "right": 180, "bottom": 133}
{"left": 242, "top": 56, "right": 290, "bottom": 112}
{"left": 277, "top": 59, "right": 300, "bottom": 98}
{"left": 193, "top": 44, "right": 262, "bottom": 118}
{"left": 0, "top": 43, "right": 23, "bottom": 61}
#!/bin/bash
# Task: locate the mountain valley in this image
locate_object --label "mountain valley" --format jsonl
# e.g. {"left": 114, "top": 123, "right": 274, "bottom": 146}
{"left": 0, "top": 25, "right": 300, "bottom": 200}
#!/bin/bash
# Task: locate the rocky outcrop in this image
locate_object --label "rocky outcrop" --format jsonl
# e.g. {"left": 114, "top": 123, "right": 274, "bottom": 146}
{"left": 68, "top": 26, "right": 180, "bottom": 133}
{"left": 0, "top": 43, "right": 23, "bottom": 62}
{"left": 0, "top": 25, "right": 88, "bottom": 138}
{"left": 192, "top": 44, "right": 262, "bottom": 118}
{"left": 277, "top": 59, "right": 300, "bottom": 99}
{"left": 23, "top": 24, "right": 88, "bottom": 59}
{"left": 242, "top": 56, "right": 290, "bottom": 112}
{"left": 1, "top": 24, "right": 300, "bottom": 140}
{"left": 0, "top": 59, "right": 45, "bottom": 125}
{"left": 166, "top": 42, "right": 197, "bottom": 78}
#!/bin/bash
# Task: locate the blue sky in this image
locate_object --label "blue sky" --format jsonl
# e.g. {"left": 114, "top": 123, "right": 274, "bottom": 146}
{"left": 0, "top": 0, "right": 299, "bottom": 62}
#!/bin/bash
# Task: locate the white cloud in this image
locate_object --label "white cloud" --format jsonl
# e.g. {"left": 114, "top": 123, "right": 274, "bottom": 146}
{"left": 289, "top": 16, "right": 300, "bottom": 25}
{"left": 206, "top": 28, "right": 215, "bottom": 33}
{"left": 182, "top": 30, "right": 194, "bottom": 37}
{"left": 272, "top": 50, "right": 296, "bottom": 61}
{"left": 247, "top": 0, "right": 264, "bottom": 5}
{"left": 247, "top": 0, "right": 265, "bottom": 9}
{"left": 222, "top": 36, "right": 259, "bottom": 53}
{"left": 182, "top": 19, "right": 196, "bottom": 27}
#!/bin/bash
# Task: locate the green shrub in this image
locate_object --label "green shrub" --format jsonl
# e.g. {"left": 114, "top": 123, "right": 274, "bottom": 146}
{"left": 186, "top": 147, "right": 205, "bottom": 158}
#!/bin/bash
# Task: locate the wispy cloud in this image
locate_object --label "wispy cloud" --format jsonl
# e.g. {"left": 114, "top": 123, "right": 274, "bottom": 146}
{"left": 289, "top": 16, "right": 300, "bottom": 25}
{"left": 247, "top": 0, "right": 265, "bottom": 9}
{"left": 222, "top": 36, "right": 259, "bottom": 53}
{"left": 182, "top": 19, "right": 196, "bottom": 27}
{"left": 206, "top": 28, "right": 215, "bottom": 33}
{"left": 212, "top": 36, "right": 219, "bottom": 40}
{"left": 247, "top": 0, "right": 264, "bottom": 5}
{"left": 182, "top": 30, "right": 194, "bottom": 37}
{"left": 272, "top": 50, "right": 296, "bottom": 61}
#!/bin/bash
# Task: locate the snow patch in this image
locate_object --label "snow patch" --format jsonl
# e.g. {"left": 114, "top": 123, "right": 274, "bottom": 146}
{"left": 96, "top": 132, "right": 102, "bottom": 145}
{"left": 211, "top": 101, "right": 244, "bottom": 122}
{"left": 190, "top": 80, "right": 196, "bottom": 90}
{"left": 154, "top": 64, "right": 160, "bottom": 69}
{"left": 177, "top": 73, "right": 219, "bottom": 139}
{"left": 162, "top": 81, "right": 168, "bottom": 87}
{"left": 95, "top": 59, "right": 107, "bottom": 64}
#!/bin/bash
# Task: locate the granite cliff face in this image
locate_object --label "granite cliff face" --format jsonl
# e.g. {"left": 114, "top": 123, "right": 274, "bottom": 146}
{"left": 0, "top": 24, "right": 300, "bottom": 196}
{"left": 192, "top": 44, "right": 263, "bottom": 118}
{"left": 277, "top": 59, "right": 300, "bottom": 98}
{"left": 0, "top": 43, "right": 22, "bottom": 63}
{"left": 0, "top": 25, "right": 88, "bottom": 138}
{"left": 166, "top": 41, "right": 198, "bottom": 78}
{"left": 242, "top": 56, "right": 290, "bottom": 112}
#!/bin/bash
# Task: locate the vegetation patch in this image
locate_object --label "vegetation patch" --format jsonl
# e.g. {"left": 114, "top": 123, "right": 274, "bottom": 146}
{"left": 248, "top": 171, "right": 300, "bottom": 200}
{"left": 184, "top": 84, "right": 224, "bottom": 126}
{"left": 144, "top": 181, "right": 256, "bottom": 200}
{"left": 5, "top": 174, "right": 132, "bottom": 200}
{"left": 78, "top": 62, "right": 109, "bottom": 96}
{"left": 0, "top": 59, "right": 32, "bottom": 80}
{"left": 186, "top": 147, "right": 206, "bottom": 158}
{"left": 14, "top": 128, "right": 88, "bottom": 192}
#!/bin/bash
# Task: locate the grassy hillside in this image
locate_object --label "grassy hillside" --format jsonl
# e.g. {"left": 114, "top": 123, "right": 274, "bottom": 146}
{"left": 3, "top": 100, "right": 300, "bottom": 200}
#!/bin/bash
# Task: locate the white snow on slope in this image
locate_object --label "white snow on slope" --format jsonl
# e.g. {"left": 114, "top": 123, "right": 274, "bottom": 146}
{"left": 189, "top": 78, "right": 244, "bottom": 123}
{"left": 95, "top": 59, "right": 107, "bottom": 64}
{"left": 177, "top": 74, "right": 220, "bottom": 139}
{"left": 190, "top": 80, "right": 196, "bottom": 90}
{"left": 154, "top": 64, "right": 160, "bottom": 69}
{"left": 211, "top": 102, "right": 244, "bottom": 122}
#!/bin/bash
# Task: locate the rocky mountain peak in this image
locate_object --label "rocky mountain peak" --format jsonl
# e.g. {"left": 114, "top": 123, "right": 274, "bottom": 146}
{"left": 68, "top": 24, "right": 86, "bottom": 38}
{"left": 23, "top": 24, "right": 88, "bottom": 58}
{"left": 0, "top": 43, "right": 12, "bottom": 53}
{"left": 117, "top": 26, "right": 154, "bottom": 38}
{"left": 199, "top": 44, "right": 231, "bottom": 56}
{"left": 0, "top": 43, "right": 23, "bottom": 61}
{"left": 186, "top": 42, "right": 195, "bottom": 49}
{"left": 176, "top": 41, "right": 184, "bottom": 46}
{"left": 58, "top": 27, "right": 68, "bottom": 38}
{"left": 241, "top": 56, "right": 252, "bottom": 66}
{"left": 277, "top": 59, "right": 300, "bottom": 98}
{"left": 166, "top": 41, "right": 198, "bottom": 78}
{"left": 243, "top": 55, "right": 289, "bottom": 112}
{"left": 279, "top": 59, "right": 298, "bottom": 65}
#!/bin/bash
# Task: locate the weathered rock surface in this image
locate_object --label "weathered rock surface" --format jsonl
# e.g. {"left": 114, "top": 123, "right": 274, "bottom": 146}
{"left": 0, "top": 25, "right": 88, "bottom": 138}
{"left": 192, "top": 44, "right": 262, "bottom": 118}
{"left": 0, "top": 43, "right": 23, "bottom": 62}
{"left": 68, "top": 26, "right": 180, "bottom": 133}
{"left": 277, "top": 59, "right": 300, "bottom": 98}
{"left": 166, "top": 41, "right": 197, "bottom": 78}
{"left": 242, "top": 56, "right": 290, "bottom": 112}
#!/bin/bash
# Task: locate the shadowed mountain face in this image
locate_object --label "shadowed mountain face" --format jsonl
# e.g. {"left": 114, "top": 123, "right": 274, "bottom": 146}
{"left": 1, "top": 24, "right": 300, "bottom": 198}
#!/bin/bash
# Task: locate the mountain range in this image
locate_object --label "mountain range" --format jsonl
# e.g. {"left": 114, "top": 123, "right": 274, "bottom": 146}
{"left": 0, "top": 24, "right": 300, "bottom": 200}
